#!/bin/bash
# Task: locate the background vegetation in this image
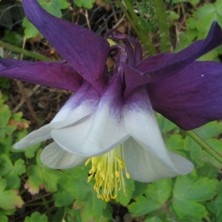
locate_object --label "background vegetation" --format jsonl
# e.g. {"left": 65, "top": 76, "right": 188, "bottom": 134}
{"left": 1, "top": 0, "right": 222, "bottom": 221}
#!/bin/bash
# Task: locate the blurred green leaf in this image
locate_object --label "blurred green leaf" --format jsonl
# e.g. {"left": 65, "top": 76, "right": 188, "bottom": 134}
{"left": 0, "top": 216, "right": 8, "bottom": 222}
{"left": 0, "top": 179, "right": 24, "bottom": 210}
{"left": 144, "top": 216, "right": 163, "bottom": 222}
{"left": 24, "top": 212, "right": 48, "bottom": 222}
{"left": 172, "top": 0, "right": 200, "bottom": 5}
{"left": 74, "top": 0, "right": 96, "bottom": 9}
{"left": 2, "top": 30, "right": 23, "bottom": 47}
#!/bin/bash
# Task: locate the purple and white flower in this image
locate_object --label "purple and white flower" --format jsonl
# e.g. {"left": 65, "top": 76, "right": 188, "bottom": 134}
{"left": 1, "top": 0, "right": 222, "bottom": 200}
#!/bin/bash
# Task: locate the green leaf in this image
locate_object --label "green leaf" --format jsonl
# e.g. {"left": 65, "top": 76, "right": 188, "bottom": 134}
{"left": 22, "top": 18, "right": 39, "bottom": 39}
{"left": 174, "top": 175, "right": 217, "bottom": 202}
{"left": 145, "top": 179, "right": 172, "bottom": 203}
{"left": 55, "top": 166, "right": 108, "bottom": 221}
{"left": 25, "top": 165, "right": 43, "bottom": 194}
{"left": 24, "top": 212, "right": 48, "bottom": 222}
{"left": 2, "top": 30, "right": 23, "bottom": 47}
{"left": 74, "top": 0, "right": 96, "bottom": 9}
{"left": 166, "top": 134, "right": 186, "bottom": 153}
{"left": 0, "top": 213, "right": 8, "bottom": 222}
{"left": 76, "top": 191, "right": 107, "bottom": 222}
{"left": 0, "top": 179, "right": 24, "bottom": 210}
{"left": 172, "top": 174, "right": 217, "bottom": 220}
{"left": 133, "top": 181, "right": 147, "bottom": 198}
{"left": 116, "top": 178, "right": 135, "bottom": 206}
{"left": 38, "top": 0, "right": 69, "bottom": 17}
{"left": 54, "top": 166, "right": 90, "bottom": 207}
{"left": 5, "top": 159, "right": 26, "bottom": 189}
{"left": 185, "top": 136, "right": 206, "bottom": 167}
{"left": 172, "top": 199, "right": 207, "bottom": 221}
{"left": 144, "top": 216, "right": 163, "bottom": 222}
{"left": 0, "top": 154, "right": 13, "bottom": 176}
{"left": 195, "top": 121, "right": 222, "bottom": 139}
{"left": 54, "top": 190, "right": 74, "bottom": 207}
{"left": 0, "top": 105, "right": 11, "bottom": 128}
{"left": 25, "top": 163, "right": 60, "bottom": 194}
{"left": 172, "top": 0, "right": 200, "bottom": 5}
{"left": 207, "top": 193, "right": 222, "bottom": 221}
{"left": 185, "top": 135, "right": 222, "bottom": 169}
{"left": 129, "top": 195, "right": 159, "bottom": 217}
{"left": 156, "top": 114, "right": 177, "bottom": 133}
{"left": 129, "top": 179, "right": 172, "bottom": 217}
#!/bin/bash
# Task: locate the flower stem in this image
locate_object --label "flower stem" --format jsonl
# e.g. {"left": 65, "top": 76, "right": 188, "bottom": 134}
{"left": 152, "top": 0, "right": 171, "bottom": 52}
{"left": 0, "top": 40, "right": 52, "bottom": 61}
{"left": 187, "top": 130, "right": 222, "bottom": 164}
{"left": 116, "top": 0, "right": 156, "bottom": 55}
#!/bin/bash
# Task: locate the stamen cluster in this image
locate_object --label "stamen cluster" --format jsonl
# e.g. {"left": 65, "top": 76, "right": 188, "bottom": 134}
{"left": 85, "top": 146, "right": 130, "bottom": 202}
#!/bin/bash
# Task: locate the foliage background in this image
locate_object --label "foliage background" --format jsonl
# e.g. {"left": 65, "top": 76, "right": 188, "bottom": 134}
{"left": 0, "top": 0, "right": 222, "bottom": 221}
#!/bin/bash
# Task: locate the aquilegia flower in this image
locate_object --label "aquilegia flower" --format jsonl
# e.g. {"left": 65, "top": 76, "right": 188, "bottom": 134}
{"left": 1, "top": 0, "right": 222, "bottom": 201}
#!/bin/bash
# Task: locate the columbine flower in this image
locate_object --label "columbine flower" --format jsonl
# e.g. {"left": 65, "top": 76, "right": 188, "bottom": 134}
{"left": 1, "top": 0, "right": 222, "bottom": 201}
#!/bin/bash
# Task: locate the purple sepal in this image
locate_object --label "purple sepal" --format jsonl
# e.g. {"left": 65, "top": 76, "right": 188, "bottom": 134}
{"left": 0, "top": 59, "right": 82, "bottom": 91}
{"left": 137, "top": 22, "right": 222, "bottom": 82}
{"left": 148, "top": 61, "right": 222, "bottom": 129}
{"left": 22, "top": 0, "right": 110, "bottom": 91}
{"left": 0, "top": 59, "right": 30, "bottom": 70}
{"left": 123, "top": 64, "right": 149, "bottom": 98}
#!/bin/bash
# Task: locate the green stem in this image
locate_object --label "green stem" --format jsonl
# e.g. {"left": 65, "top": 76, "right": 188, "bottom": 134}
{"left": 187, "top": 130, "right": 222, "bottom": 164}
{"left": 117, "top": 0, "right": 156, "bottom": 55}
{"left": 116, "top": 0, "right": 137, "bottom": 33}
{"left": 0, "top": 40, "right": 52, "bottom": 61}
{"left": 152, "top": 0, "right": 171, "bottom": 52}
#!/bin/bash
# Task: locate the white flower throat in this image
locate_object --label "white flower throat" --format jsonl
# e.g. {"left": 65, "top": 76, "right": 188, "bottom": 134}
{"left": 85, "top": 145, "right": 130, "bottom": 202}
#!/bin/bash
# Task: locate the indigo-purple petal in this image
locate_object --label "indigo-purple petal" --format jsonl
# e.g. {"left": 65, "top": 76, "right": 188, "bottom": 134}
{"left": 137, "top": 22, "right": 222, "bottom": 82}
{"left": 22, "top": 0, "right": 110, "bottom": 91}
{"left": 0, "top": 60, "right": 82, "bottom": 91}
{"left": 148, "top": 61, "right": 222, "bottom": 129}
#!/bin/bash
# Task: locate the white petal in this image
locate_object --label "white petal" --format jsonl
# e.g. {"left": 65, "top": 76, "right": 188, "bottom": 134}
{"left": 40, "top": 142, "right": 86, "bottom": 169}
{"left": 123, "top": 88, "right": 193, "bottom": 182}
{"left": 13, "top": 84, "right": 99, "bottom": 150}
{"left": 13, "top": 124, "right": 52, "bottom": 149}
{"left": 51, "top": 102, "right": 128, "bottom": 157}
{"left": 51, "top": 84, "right": 99, "bottom": 128}
{"left": 51, "top": 77, "right": 129, "bottom": 157}
{"left": 124, "top": 138, "right": 193, "bottom": 182}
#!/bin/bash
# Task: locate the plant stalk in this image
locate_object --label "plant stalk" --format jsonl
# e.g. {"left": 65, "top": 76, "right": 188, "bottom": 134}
{"left": 152, "top": 0, "right": 171, "bottom": 52}
{"left": 117, "top": 0, "right": 156, "bottom": 55}
{"left": 0, "top": 40, "right": 52, "bottom": 61}
{"left": 187, "top": 130, "right": 222, "bottom": 164}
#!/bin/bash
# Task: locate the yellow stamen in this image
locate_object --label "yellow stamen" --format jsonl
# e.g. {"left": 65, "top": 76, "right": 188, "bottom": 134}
{"left": 85, "top": 145, "right": 130, "bottom": 202}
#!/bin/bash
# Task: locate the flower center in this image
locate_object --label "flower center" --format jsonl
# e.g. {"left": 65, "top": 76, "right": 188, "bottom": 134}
{"left": 85, "top": 145, "right": 130, "bottom": 202}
